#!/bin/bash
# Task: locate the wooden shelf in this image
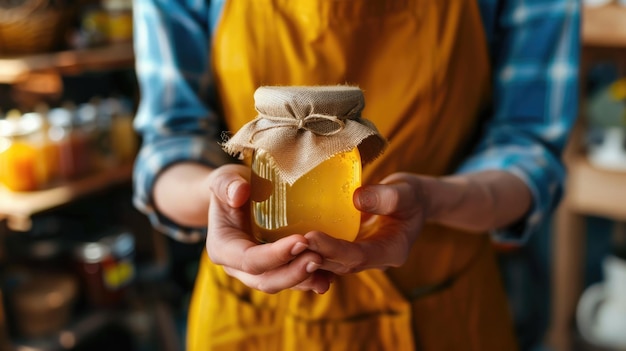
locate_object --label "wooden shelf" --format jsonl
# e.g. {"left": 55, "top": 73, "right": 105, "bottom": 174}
{"left": 0, "top": 42, "right": 134, "bottom": 84}
{"left": 0, "top": 163, "right": 133, "bottom": 231}
{"left": 565, "top": 154, "right": 626, "bottom": 220}
{"left": 583, "top": 4, "right": 626, "bottom": 48}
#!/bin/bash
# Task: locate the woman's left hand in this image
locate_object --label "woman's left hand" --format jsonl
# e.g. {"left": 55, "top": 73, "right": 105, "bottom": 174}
{"left": 304, "top": 172, "right": 429, "bottom": 274}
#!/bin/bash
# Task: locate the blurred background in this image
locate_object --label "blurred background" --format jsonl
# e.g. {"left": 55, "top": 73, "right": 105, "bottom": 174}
{"left": 0, "top": 0, "right": 625, "bottom": 350}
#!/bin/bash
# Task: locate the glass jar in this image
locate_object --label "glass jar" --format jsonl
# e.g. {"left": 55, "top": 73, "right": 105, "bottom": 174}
{"left": 102, "top": 0, "right": 133, "bottom": 43}
{"left": 74, "top": 230, "right": 135, "bottom": 308}
{"left": 74, "top": 241, "right": 121, "bottom": 307}
{"left": 23, "top": 112, "right": 59, "bottom": 186}
{"left": 76, "top": 102, "right": 102, "bottom": 172}
{"left": 108, "top": 98, "right": 137, "bottom": 164}
{"left": 48, "top": 107, "right": 91, "bottom": 180}
{"left": 225, "top": 86, "right": 386, "bottom": 244}
{"left": 101, "top": 231, "right": 136, "bottom": 288}
{"left": 91, "top": 99, "right": 117, "bottom": 170}
{"left": 251, "top": 147, "right": 362, "bottom": 243}
{"left": 0, "top": 116, "right": 47, "bottom": 191}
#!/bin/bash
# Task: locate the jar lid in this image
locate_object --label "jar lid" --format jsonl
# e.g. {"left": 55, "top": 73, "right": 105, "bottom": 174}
{"left": 75, "top": 242, "right": 112, "bottom": 263}
{"left": 21, "top": 112, "right": 44, "bottom": 131}
{"left": 0, "top": 119, "right": 19, "bottom": 137}
{"left": 0, "top": 114, "right": 42, "bottom": 137}
{"left": 101, "top": 231, "right": 135, "bottom": 257}
{"left": 103, "top": 0, "right": 132, "bottom": 12}
{"left": 76, "top": 103, "right": 97, "bottom": 126}
{"left": 48, "top": 108, "right": 74, "bottom": 128}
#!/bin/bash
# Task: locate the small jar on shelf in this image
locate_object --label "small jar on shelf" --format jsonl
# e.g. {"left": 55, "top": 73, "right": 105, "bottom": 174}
{"left": 76, "top": 103, "right": 111, "bottom": 171}
{"left": 0, "top": 113, "right": 54, "bottom": 191}
{"left": 105, "top": 97, "right": 138, "bottom": 164}
{"left": 73, "top": 230, "right": 136, "bottom": 308}
{"left": 91, "top": 98, "right": 117, "bottom": 170}
{"left": 102, "top": 0, "right": 133, "bottom": 43}
{"left": 48, "top": 107, "right": 92, "bottom": 181}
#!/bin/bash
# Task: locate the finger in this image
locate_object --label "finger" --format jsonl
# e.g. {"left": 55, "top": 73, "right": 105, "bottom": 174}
{"left": 304, "top": 231, "right": 367, "bottom": 274}
{"left": 209, "top": 165, "right": 251, "bottom": 208}
{"left": 292, "top": 270, "right": 335, "bottom": 294}
{"left": 208, "top": 233, "right": 311, "bottom": 275}
{"left": 305, "top": 230, "right": 409, "bottom": 272}
{"left": 354, "top": 182, "right": 420, "bottom": 218}
{"left": 207, "top": 199, "right": 312, "bottom": 274}
{"left": 222, "top": 251, "right": 323, "bottom": 294}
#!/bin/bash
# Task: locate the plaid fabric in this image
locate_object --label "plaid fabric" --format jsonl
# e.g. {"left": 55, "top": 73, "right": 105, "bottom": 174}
{"left": 132, "top": 0, "right": 580, "bottom": 244}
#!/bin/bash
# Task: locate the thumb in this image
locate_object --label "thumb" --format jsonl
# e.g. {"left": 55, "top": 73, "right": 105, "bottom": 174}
{"left": 209, "top": 166, "right": 251, "bottom": 208}
{"left": 354, "top": 182, "right": 422, "bottom": 218}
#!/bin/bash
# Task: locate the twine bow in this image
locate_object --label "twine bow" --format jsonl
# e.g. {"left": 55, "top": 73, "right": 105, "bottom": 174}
{"left": 249, "top": 112, "right": 348, "bottom": 142}
{"left": 222, "top": 85, "right": 388, "bottom": 185}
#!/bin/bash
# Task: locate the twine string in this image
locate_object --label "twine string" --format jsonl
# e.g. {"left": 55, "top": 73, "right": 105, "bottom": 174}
{"left": 249, "top": 112, "right": 347, "bottom": 142}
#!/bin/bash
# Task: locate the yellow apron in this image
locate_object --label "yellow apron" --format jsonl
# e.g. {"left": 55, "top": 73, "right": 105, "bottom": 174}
{"left": 187, "top": 0, "right": 519, "bottom": 350}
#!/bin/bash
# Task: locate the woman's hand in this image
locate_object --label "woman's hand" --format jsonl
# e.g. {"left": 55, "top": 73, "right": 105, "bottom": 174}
{"left": 304, "top": 172, "right": 429, "bottom": 274}
{"left": 304, "top": 169, "right": 532, "bottom": 275}
{"left": 205, "top": 164, "right": 333, "bottom": 294}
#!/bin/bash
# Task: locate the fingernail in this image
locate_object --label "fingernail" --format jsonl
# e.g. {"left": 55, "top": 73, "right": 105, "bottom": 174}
{"left": 227, "top": 180, "right": 241, "bottom": 201}
{"left": 358, "top": 189, "right": 376, "bottom": 210}
{"left": 306, "top": 261, "right": 320, "bottom": 273}
{"left": 313, "top": 288, "right": 326, "bottom": 295}
{"left": 291, "top": 242, "right": 308, "bottom": 256}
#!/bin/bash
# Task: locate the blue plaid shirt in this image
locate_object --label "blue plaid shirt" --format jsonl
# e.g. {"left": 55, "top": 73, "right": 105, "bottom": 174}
{"left": 132, "top": 0, "right": 580, "bottom": 244}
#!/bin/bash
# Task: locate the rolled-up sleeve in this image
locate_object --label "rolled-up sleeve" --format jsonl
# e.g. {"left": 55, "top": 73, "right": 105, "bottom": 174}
{"left": 132, "top": 0, "right": 233, "bottom": 242}
{"left": 458, "top": 0, "right": 581, "bottom": 244}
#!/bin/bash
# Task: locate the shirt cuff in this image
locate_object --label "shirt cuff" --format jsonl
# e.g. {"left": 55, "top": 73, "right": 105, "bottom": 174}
{"left": 456, "top": 149, "right": 564, "bottom": 245}
{"left": 133, "top": 135, "right": 235, "bottom": 243}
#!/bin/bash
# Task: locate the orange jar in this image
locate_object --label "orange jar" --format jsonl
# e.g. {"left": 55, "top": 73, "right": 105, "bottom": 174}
{"left": 23, "top": 112, "right": 59, "bottom": 186}
{"left": 0, "top": 116, "right": 48, "bottom": 191}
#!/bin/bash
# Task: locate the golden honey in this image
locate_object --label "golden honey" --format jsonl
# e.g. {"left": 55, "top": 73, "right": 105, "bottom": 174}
{"left": 250, "top": 148, "right": 362, "bottom": 243}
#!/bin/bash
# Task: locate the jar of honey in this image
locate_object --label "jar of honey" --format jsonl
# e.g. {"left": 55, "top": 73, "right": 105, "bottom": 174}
{"left": 250, "top": 147, "right": 362, "bottom": 243}
{"left": 223, "top": 86, "right": 387, "bottom": 243}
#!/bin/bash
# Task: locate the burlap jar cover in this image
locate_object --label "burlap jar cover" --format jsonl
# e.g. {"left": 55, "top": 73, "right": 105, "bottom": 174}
{"left": 222, "top": 85, "right": 388, "bottom": 185}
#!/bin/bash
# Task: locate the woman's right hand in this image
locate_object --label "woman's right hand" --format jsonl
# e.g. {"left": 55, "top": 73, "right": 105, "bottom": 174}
{"left": 205, "top": 164, "right": 333, "bottom": 294}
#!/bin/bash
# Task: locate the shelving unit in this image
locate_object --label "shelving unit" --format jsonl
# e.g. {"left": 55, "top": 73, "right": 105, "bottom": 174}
{"left": 546, "top": 4, "right": 626, "bottom": 351}
{"left": 0, "top": 41, "right": 141, "bottom": 349}
{"left": 0, "top": 164, "right": 133, "bottom": 231}
{"left": 0, "top": 42, "right": 134, "bottom": 83}
{"left": 566, "top": 157, "right": 626, "bottom": 220}
{"left": 0, "top": 42, "right": 136, "bottom": 231}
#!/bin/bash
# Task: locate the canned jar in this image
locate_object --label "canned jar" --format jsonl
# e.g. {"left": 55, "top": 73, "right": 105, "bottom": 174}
{"left": 48, "top": 107, "right": 91, "bottom": 180}
{"left": 74, "top": 231, "right": 135, "bottom": 307}
{"left": 0, "top": 115, "right": 49, "bottom": 191}
{"left": 223, "top": 86, "right": 387, "bottom": 243}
